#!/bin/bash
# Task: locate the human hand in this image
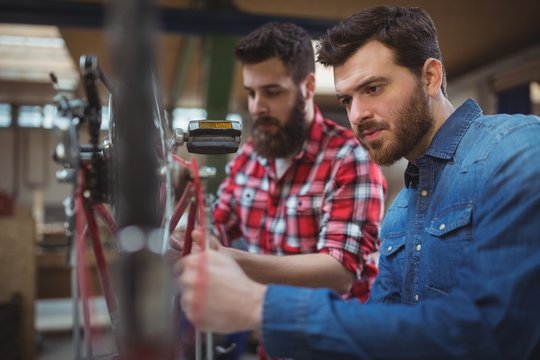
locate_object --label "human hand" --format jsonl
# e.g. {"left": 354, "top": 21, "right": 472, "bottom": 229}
{"left": 175, "top": 249, "right": 266, "bottom": 333}
{"left": 191, "top": 227, "right": 222, "bottom": 251}
{"left": 168, "top": 226, "right": 222, "bottom": 262}
{"left": 167, "top": 229, "right": 186, "bottom": 262}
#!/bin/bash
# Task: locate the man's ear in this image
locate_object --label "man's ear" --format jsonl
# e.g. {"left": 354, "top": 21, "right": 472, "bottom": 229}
{"left": 422, "top": 58, "right": 443, "bottom": 97}
{"left": 303, "top": 72, "right": 316, "bottom": 100}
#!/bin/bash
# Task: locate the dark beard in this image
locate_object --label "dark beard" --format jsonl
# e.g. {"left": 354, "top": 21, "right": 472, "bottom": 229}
{"left": 357, "top": 81, "right": 433, "bottom": 166}
{"left": 251, "top": 92, "right": 308, "bottom": 158}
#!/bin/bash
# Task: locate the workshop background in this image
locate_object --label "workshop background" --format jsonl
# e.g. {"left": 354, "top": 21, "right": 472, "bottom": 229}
{"left": 0, "top": 0, "right": 539, "bottom": 359}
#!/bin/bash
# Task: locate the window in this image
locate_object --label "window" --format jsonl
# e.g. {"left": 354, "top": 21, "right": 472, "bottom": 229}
{"left": 42, "top": 104, "right": 57, "bottom": 129}
{"left": 17, "top": 105, "right": 43, "bottom": 127}
{"left": 0, "top": 103, "right": 11, "bottom": 127}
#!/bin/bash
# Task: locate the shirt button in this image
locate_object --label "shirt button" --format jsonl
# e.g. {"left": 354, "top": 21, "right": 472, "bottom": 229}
{"left": 439, "top": 223, "right": 446, "bottom": 231}
{"left": 415, "top": 294, "right": 419, "bottom": 302}
{"left": 387, "top": 245, "right": 393, "bottom": 252}
{"left": 416, "top": 244, "right": 422, "bottom": 251}
{"left": 420, "top": 189, "right": 428, "bottom": 197}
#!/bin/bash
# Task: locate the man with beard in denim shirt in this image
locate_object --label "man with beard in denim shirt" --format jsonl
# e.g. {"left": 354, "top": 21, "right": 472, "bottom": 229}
{"left": 177, "top": 6, "right": 540, "bottom": 360}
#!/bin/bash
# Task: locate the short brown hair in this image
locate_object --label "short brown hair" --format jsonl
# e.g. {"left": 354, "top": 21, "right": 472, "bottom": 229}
{"left": 235, "top": 22, "right": 315, "bottom": 85}
{"left": 317, "top": 6, "right": 447, "bottom": 96}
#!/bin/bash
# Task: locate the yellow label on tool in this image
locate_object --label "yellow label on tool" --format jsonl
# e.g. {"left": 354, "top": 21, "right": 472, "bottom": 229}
{"left": 199, "top": 121, "right": 232, "bottom": 129}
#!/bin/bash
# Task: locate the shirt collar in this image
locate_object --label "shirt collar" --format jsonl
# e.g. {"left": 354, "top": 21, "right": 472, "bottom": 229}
{"left": 404, "top": 99, "right": 482, "bottom": 188}
{"left": 424, "top": 98, "right": 482, "bottom": 160}
{"left": 292, "top": 104, "right": 326, "bottom": 162}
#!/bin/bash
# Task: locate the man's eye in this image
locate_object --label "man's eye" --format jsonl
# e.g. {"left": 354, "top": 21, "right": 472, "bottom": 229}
{"left": 339, "top": 97, "right": 351, "bottom": 107}
{"left": 266, "top": 90, "right": 281, "bottom": 97}
{"left": 366, "top": 86, "right": 381, "bottom": 95}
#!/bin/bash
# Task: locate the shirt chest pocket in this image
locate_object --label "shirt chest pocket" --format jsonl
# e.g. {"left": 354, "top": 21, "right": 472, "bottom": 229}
{"left": 425, "top": 203, "right": 473, "bottom": 241}
{"left": 380, "top": 233, "right": 407, "bottom": 275}
{"left": 425, "top": 203, "right": 473, "bottom": 295}
{"left": 284, "top": 195, "right": 322, "bottom": 241}
{"left": 237, "top": 187, "right": 267, "bottom": 208}
{"left": 379, "top": 198, "right": 409, "bottom": 277}
{"left": 285, "top": 195, "right": 322, "bottom": 215}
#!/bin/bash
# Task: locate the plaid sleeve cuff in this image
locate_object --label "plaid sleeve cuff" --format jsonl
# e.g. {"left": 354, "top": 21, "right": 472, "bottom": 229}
{"left": 319, "top": 247, "right": 361, "bottom": 277}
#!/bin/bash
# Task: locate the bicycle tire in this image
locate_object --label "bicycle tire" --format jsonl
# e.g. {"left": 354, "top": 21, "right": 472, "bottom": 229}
{"left": 107, "top": 0, "right": 175, "bottom": 357}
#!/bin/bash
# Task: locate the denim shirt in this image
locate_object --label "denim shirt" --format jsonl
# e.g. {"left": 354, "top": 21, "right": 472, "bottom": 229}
{"left": 261, "top": 99, "right": 540, "bottom": 359}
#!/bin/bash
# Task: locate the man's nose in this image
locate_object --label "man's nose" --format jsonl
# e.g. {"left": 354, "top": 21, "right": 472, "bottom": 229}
{"left": 348, "top": 98, "right": 372, "bottom": 125}
{"left": 250, "top": 95, "right": 269, "bottom": 117}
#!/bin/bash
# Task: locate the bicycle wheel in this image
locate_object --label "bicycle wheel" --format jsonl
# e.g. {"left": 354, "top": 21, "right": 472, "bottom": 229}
{"left": 107, "top": 0, "right": 175, "bottom": 357}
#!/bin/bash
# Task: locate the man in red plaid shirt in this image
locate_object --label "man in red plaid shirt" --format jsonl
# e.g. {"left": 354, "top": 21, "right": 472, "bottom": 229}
{"left": 169, "top": 22, "right": 386, "bottom": 360}
{"left": 210, "top": 22, "right": 387, "bottom": 301}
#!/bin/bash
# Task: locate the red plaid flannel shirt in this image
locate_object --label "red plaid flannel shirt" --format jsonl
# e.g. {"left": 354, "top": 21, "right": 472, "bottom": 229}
{"left": 214, "top": 106, "right": 386, "bottom": 299}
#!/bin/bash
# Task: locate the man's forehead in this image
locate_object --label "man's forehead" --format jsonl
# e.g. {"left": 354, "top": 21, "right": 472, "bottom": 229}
{"left": 242, "top": 57, "right": 287, "bottom": 75}
{"left": 334, "top": 41, "right": 397, "bottom": 88}
{"left": 336, "top": 41, "right": 395, "bottom": 73}
{"left": 242, "top": 60, "right": 293, "bottom": 88}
